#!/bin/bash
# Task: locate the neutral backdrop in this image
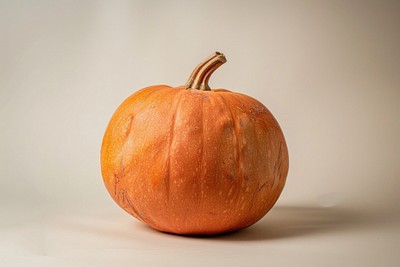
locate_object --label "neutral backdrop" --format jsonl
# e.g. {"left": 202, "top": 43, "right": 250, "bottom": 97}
{"left": 1, "top": 0, "right": 399, "bottom": 266}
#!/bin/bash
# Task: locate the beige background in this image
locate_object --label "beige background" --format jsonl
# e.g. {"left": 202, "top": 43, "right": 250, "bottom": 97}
{"left": 1, "top": 0, "right": 399, "bottom": 266}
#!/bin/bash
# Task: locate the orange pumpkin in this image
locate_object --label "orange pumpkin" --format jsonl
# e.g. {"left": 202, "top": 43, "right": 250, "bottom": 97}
{"left": 101, "top": 52, "right": 289, "bottom": 235}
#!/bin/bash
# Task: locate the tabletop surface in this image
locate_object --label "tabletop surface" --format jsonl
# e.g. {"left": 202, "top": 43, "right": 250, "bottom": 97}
{"left": 1, "top": 202, "right": 399, "bottom": 267}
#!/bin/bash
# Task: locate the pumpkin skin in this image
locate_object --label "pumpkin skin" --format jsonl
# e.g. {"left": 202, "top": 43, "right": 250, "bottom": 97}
{"left": 101, "top": 53, "right": 288, "bottom": 235}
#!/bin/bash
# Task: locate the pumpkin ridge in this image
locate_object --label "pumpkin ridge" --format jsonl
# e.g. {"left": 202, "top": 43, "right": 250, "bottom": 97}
{"left": 104, "top": 87, "right": 162, "bottom": 220}
{"left": 215, "top": 92, "right": 241, "bottom": 186}
{"left": 165, "top": 90, "right": 185, "bottom": 201}
{"left": 121, "top": 87, "right": 170, "bottom": 221}
{"left": 199, "top": 96, "right": 205, "bottom": 213}
{"left": 219, "top": 93, "right": 259, "bottom": 216}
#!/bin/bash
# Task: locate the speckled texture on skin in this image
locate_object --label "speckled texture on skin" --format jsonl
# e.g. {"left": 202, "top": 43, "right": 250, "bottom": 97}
{"left": 101, "top": 85, "right": 289, "bottom": 235}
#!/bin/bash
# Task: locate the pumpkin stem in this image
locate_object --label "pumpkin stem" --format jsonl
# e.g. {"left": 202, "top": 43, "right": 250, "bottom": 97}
{"left": 185, "top": 52, "right": 227, "bottom": 91}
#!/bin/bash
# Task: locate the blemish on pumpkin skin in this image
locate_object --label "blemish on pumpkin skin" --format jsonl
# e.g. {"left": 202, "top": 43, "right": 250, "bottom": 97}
{"left": 113, "top": 174, "right": 120, "bottom": 196}
{"left": 272, "top": 143, "right": 283, "bottom": 188}
{"left": 227, "top": 173, "right": 236, "bottom": 180}
{"left": 117, "top": 188, "right": 125, "bottom": 206}
{"left": 228, "top": 187, "right": 233, "bottom": 196}
{"left": 236, "top": 106, "right": 245, "bottom": 113}
{"left": 125, "top": 194, "right": 147, "bottom": 221}
{"left": 258, "top": 182, "right": 267, "bottom": 192}
{"left": 124, "top": 115, "right": 134, "bottom": 139}
{"left": 120, "top": 158, "right": 125, "bottom": 177}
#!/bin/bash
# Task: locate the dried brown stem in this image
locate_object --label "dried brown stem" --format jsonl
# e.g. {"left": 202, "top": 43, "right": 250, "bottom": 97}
{"left": 184, "top": 52, "right": 226, "bottom": 91}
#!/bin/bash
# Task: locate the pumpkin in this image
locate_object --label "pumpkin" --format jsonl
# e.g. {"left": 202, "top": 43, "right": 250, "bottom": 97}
{"left": 101, "top": 52, "right": 289, "bottom": 235}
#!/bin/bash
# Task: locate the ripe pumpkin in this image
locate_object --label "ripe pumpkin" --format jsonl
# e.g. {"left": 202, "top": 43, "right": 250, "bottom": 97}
{"left": 101, "top": 52, "right": 289, "bottom": 235}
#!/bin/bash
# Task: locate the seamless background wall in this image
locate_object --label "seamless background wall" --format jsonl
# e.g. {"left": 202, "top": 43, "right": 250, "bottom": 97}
{"left": 0, "top": 1, "right": 399, "bottom": 265}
